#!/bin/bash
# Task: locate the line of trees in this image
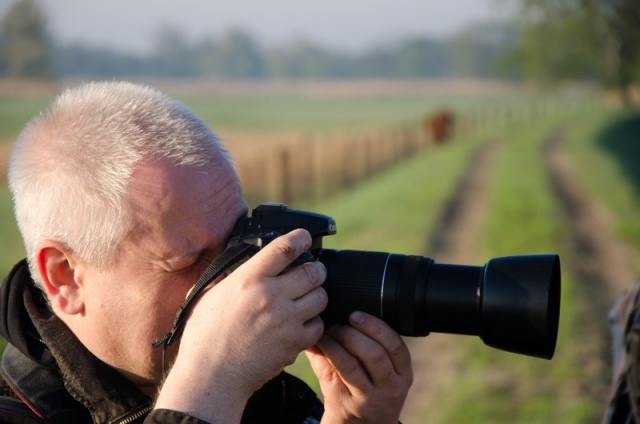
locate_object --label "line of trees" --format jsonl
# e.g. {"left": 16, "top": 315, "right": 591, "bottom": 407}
{"left": 0, "top": 0, "right": 513, "bottom": 80}
{"left": 1, "top": 0, "right": 639, "bottom": 104}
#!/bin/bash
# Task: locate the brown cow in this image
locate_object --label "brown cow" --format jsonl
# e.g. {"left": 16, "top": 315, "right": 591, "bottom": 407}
{"left": 425, "top": 109, "right": 455, "bottom": 144}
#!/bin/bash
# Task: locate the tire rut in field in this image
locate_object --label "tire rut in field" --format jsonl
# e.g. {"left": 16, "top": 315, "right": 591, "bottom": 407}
{"left": 427, "top": 139, "right": 503, "bottom": 263}
{"left": 544, "top": 134, "right": 638, "bottom": 297}
{"left": 400, "top": 139, "right": 503, "bottom": 424}
{"left": 543, "top": 133, "right": 640, "bottom": 401}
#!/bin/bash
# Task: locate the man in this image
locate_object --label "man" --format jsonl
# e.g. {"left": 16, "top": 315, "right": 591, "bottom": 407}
{"left": 1, "top": 81, "right": 413, "bottom": 423}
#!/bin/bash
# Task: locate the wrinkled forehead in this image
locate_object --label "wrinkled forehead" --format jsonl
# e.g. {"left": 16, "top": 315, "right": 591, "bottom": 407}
{"left": 124, "top": 158, "right": 246, "bottom": 257}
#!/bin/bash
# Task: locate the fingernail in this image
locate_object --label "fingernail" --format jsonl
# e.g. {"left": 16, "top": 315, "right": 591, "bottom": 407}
{"left": 350, "top": 311, "right": 366, "bottom": 324}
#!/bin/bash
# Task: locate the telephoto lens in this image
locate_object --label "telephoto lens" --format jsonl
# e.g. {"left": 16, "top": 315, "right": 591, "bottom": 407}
{"left": 318, "top": 250, "right": 560, "bottom": 359}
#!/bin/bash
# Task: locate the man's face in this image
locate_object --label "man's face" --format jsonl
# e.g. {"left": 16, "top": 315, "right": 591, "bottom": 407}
{"left": 76, "top": 157, "right": 247, "bottom": 393}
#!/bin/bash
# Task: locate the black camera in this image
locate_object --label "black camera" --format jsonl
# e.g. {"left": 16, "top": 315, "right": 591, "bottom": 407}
{"left": 230, "top": 203, "right": 561, "bottom": 359}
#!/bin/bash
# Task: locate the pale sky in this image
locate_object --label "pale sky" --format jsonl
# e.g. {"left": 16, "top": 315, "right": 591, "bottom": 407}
{"left": 1, "top": 0, "right": 509, "bottom": 54}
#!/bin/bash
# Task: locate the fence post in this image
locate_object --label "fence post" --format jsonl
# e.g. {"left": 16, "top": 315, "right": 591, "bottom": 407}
{"left": 280, "top": 148, "right": 292, "bottom": 205}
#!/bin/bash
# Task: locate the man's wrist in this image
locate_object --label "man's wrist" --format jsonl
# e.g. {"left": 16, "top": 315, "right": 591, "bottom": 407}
{"left": 155, "top": 361, "right": 248, "bottom": 424}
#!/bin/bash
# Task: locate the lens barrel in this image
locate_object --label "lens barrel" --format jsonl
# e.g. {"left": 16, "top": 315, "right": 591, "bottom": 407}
{"left": 318, "top": 250, "right": 560, "bottom": 359}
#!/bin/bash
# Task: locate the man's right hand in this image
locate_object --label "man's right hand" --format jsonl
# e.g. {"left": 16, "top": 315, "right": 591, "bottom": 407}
{"left": 155, "top": 229, "right": 328, "bottom": 423}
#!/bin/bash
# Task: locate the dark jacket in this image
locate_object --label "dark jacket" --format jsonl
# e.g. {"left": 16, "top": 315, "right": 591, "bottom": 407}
{"left": 603, "top": 280, "right": 640, "bottom": 424}
{"left": 0, "top": 259, "right": 323, "bottom": 424}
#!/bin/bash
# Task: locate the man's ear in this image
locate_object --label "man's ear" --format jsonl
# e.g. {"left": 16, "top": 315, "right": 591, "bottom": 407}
{"left": 35, "top": 240, "right": 84, "bottom": 315}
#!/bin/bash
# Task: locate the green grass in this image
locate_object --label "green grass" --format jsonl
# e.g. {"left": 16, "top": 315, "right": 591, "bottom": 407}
{"left": 175, "top": 91, "right": 595, "bottom": 134}
{"left": 307, "top": 135, "right": 490, "bottom": 253}
{"left": 0, "top": 186, "right": 25, "bottom": 274}
{"left": 563, "top": 109, "right": 640, "bottom": 257}
{"left": 0, "top": 97, "right": 54, "bottom": 140}
{"left": 484, "top": 112, "right": 567, "bottom": 257}
{"left": 181, "top": 94, "right": 435, "bottom": 133}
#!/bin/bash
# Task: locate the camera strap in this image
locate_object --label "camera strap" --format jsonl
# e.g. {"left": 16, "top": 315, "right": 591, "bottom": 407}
{"left": 151, "top": 240, "right": 259, "bottom": 374}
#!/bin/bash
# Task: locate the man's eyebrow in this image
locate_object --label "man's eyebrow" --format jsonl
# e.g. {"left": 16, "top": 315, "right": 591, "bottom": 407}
{"left": 169, "top": 244, "right": 221, "bottom": 265}
{"left": 149, "top": 245, "right": 202, "bottom": 270}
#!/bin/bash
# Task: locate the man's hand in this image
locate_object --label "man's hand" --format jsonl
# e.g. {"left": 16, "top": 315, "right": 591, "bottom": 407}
{"left": 155, "top": 229, "right": 327, "bottom": 423}
{"left": 306, "top": 311, "right": 413, "bottom": 424}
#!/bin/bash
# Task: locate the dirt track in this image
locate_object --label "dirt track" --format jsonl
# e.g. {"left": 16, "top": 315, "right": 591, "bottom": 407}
{"left": 399, "top": 131, "right": 640, "bottom": 423}
{"left": 400, "top": 139, "right": 503, "bottom": 423}
{"left": 544, "top": 134, "right": 640, "bottom": 403}
{"left": 544, "top": 134, "right": 638, "bottom": 297}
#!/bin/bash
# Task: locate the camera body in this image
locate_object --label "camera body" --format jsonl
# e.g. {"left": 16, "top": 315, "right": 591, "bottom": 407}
{"left": 229, "top": 203, "right": 561, "bottom": 360}
{"left": 230, "top": 202, "right": 336, "bottom": 252}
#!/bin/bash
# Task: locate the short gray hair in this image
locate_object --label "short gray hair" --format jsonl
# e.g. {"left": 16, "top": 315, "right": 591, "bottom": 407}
{"left": 9, "top": 81, "right": 233, "bottom": 285}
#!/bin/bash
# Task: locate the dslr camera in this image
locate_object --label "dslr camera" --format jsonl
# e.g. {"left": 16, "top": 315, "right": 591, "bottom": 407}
{"left": 229, "top": 203, "right": 561, "bottom": 359}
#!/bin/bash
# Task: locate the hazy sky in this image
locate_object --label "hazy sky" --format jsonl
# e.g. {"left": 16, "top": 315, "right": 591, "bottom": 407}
{"left": 2, "top": 0, "right": 508, "bottom": 54}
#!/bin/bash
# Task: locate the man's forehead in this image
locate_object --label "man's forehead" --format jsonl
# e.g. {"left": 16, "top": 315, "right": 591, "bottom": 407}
{"left": 129, "top": 158, "right": 216, "bottom": 190}
{"left": 124, "top": 158, "right": 243, "bottom": 253}
{"left": 127, "top": 158, "right": 231, "bottom": 207}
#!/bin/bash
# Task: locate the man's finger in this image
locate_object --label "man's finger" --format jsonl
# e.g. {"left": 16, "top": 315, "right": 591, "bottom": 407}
{"left": 242, "top": 229, "right": 312, "bottom": 277}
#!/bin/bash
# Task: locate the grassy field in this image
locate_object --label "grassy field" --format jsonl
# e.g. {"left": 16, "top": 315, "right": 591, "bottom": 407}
{"left": 1, "top": 80, "right": 637, "bottom": 422}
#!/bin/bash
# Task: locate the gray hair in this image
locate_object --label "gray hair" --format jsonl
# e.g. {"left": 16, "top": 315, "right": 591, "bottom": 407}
{"left": 8, "top": 81, "right": 234, "bottom": 285}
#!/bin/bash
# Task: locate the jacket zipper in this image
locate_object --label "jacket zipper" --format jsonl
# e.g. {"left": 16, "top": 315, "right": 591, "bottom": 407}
{"left": 115, "top": 405, "right": 153, "bottom": 424}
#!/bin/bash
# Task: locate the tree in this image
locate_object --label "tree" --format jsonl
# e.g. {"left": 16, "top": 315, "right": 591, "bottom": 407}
{"left": 597, "top": 0, "right": 640, "bottom": 105}
{"left": 505, "top": 0, "right": 640, "bottom": 105}
{"left": 265, "top": 39, "right": 345, "bottom": 78}
{"left": 206, "top": 29, "right": 265, "bottom": 78}
{"left": 151, "top": 26, "right": 197, "bottom": 76}
{"left": 0, "top": 0, "right": 54, "bottom": 79}
{"left": 395, "top": 39, "right": 450, "bottom": 78}
{"left": 448, "top": 22, "right": 520, "bottom": 79}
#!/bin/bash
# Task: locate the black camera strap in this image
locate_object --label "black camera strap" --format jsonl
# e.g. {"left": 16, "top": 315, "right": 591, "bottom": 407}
{"left": 152, "top": 240, "right": 259, "bottom": 373}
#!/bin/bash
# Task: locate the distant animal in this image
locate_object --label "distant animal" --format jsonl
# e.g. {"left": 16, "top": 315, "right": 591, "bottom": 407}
{"left": 425, "top": 109, "right": 454, "bottom": 144}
